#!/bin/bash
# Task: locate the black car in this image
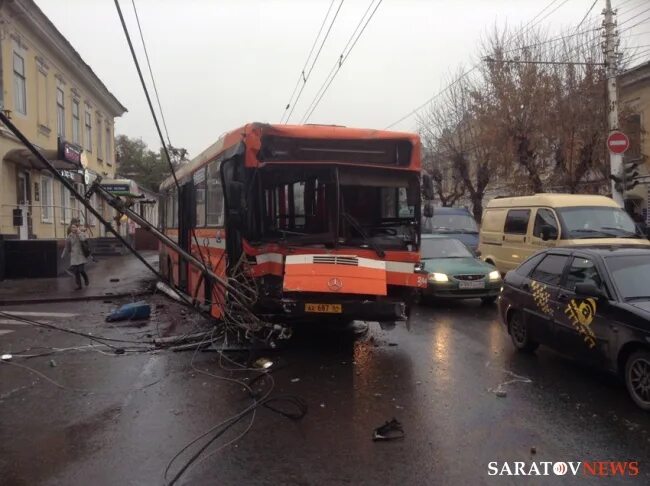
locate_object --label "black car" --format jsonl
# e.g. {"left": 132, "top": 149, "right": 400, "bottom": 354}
{"left": 498, "top": 245, "right": 650, "bottom": 410}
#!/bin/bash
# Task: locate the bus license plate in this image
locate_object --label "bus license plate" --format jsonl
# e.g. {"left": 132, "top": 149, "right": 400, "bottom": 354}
{"left": 458, "top": 280, "right": 485, "bottom": 289}
{"left": 305, "top": 303, "right": 342, "bottom": 314}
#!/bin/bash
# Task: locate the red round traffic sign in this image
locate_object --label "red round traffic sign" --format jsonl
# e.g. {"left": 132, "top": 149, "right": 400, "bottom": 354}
{"left": 607, "top": 131, "right": 630, "bottom": 154}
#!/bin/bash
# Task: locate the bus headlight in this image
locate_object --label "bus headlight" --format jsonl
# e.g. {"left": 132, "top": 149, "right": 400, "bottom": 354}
{"left": 429, "top": 273, "right": 449, "bottom": 283}
{"left": 489, "top": 270, "right": 501, "bottom": 281}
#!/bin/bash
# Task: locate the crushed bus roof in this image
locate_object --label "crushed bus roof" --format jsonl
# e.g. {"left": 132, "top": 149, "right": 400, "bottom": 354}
{"left": 159, "top": 123, "right": 420, "bottom": 192}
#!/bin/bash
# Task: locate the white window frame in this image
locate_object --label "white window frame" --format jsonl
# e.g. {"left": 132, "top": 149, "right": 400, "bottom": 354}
{"left": 88, "top": 192, "right": 97, "bottom": 226}
{"left": 41, "top": 175, "right": 53, "bottom": 223}
{"left": 72, "top": 99, "right": 80, "bottom": 144}
{"left": 97, "top": 116, "right": 103, "bottom": 161}
{"left": 13, "top": 51, "right": 26, "bottom": 115}
{"left": 84, "top": 108, "right": 92, "bottom": 152}
{"left": 105, "top": 125, "right": 111, "bottom": 164}
{"left": 56, "top": 87, "right": 65, "bottom": 138}
{"left": 59, "top": 182, "right": 70, "bottom": 224}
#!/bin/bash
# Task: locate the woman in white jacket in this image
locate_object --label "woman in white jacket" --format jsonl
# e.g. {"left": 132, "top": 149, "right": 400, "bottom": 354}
{"left": 61, "top": 223, "right": 89, "bottom": 290}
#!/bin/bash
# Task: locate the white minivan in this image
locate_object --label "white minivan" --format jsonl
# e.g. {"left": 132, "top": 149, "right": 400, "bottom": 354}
{"left": 479, "top": 194, "right": 650, "bottom": 274}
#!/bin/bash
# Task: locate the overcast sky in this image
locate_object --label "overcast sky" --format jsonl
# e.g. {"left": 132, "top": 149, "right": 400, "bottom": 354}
{"left": 35, "top": 0, "right": 650, "bottom": 157}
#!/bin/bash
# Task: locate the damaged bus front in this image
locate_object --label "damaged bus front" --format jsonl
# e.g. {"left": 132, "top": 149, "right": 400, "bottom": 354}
{"left": 160, "top": 123, "right": 428, "bottom": 328}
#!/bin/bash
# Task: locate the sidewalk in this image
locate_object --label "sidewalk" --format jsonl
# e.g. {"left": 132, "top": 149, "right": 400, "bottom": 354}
{"left": 0, "top": 251, "right": 159, "bottom": 305}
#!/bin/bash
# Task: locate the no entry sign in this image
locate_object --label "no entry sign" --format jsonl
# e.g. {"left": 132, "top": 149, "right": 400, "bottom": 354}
{"left": 607, "top": 131, "right": 630, "bottom": 154}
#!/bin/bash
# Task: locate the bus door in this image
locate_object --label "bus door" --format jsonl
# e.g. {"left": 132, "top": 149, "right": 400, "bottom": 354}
{"left": 178, "top": 181, "right": 195, "bottom": 292}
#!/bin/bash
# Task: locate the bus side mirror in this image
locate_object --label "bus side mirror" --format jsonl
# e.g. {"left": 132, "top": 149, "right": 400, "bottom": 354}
{"left": 422, "top": 174, "right": 434, "bottom": 201}
{"left": 423, "top": 201, "right": 434, "bottom": 218}
{"left": 227, "top": 181, "right": 244, "bottom": 227}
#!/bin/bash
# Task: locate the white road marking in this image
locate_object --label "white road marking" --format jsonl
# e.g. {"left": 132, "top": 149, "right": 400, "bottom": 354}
{"left": 0, "top": 320, "right": 30, "bottom": 326}
{"left": 0, "top": 311, "right": 77, "bottom": 318}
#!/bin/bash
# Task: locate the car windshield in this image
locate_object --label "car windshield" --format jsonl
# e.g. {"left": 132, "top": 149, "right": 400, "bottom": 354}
{"left": 421, "top": 238, "right": 473, "bottom": 259}
{"left": 423, "top": 213, "right": 478, "bottom": 233}
{"left": 606, "top": 254, "right": 650, "bottom": 301}
{"left": 557, "top": 206, "right": 640, "bottom": 238}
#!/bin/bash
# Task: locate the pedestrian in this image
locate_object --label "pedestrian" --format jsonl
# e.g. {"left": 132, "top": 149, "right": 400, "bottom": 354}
{"left": 66, "top": 217, "right": 80, "bottom": 235}
{"left": 61, "top": 223, "right": 90, "bottom": 290}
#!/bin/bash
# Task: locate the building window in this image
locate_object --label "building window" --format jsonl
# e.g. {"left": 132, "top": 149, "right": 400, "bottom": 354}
{"left": 72, "top": 100, "right": 80, "bottom": 144}
{"left": 60, "top": 182, "right": 70, "bottom": 223}
{"left": 37, "top": 69, "right": 48, "bottom": 127}
{"left": 56, "top": 87, "right": 65, "bottom": 138}
{"left": 105, "top": 126, "right": 111, "bottom": 163}
{"left": 88, "top": 193, "right": 97, "bottom": 226}
{"left": 84, "top": 109, "right": 92, "bottom": 152}
{"left": 13, "top": 52, "right": 26, "bottom": 115}
{"left": 97, "top": 117, "right": 103, "bottom": 161}
{"left": 41, "top": 175, "right": 53, "bottom": 222}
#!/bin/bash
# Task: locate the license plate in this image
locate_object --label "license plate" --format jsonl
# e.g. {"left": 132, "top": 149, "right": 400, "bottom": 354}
{"left": 305, "top": 303, "right": 342, "bottom": 314}
{"left": 458, "top": 280, "right": 485, "bottom": 289}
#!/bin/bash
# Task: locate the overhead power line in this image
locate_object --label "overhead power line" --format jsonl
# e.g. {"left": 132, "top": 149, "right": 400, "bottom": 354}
{"left": 576, "top": 0, "right": 599, "bottom": 32}
{"left": 619, "top": 6, "right": 650, "bottom": 26}
{"left": 384, "top": 0, "right": 572, "bottom": 129}
{"left": 280, "top": 0, "right": 335, "bottom": 123}
{"left": 300, "top": 0, "right": 383, "bottom": 123}
{"left": 130, "top": 0, "right": 172, "bottom": 148}
{"left": 285, "top": 0, "right": 344, "bottom": 123}
{"left": 281, "top": 0, "right": 345, "bottom": 124}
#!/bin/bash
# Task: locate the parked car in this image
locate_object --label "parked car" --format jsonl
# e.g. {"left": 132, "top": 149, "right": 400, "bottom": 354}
{"left": 422, "top": 206, "right": 479, "bottom": 253}
{"left": 479, "top": 193, "right": 650, "bottom": 274}
{"left": 499, "top": 245, "right": 650, "bottom": 410}
{"left": 420, "top": 235, "right": 501, "bottom": 304}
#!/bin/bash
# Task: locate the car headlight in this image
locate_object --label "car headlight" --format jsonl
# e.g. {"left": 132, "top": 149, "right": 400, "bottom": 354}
{"left": 489, "top": 270, "right": 501, "bottom": 281}
{"left": 429, "top": 273, "right": 449, "bottom": 283}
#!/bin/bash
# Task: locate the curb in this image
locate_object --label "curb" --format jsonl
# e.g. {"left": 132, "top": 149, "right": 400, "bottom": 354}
{"left": 0, "top": 290, "right": 151, "bottom": 306}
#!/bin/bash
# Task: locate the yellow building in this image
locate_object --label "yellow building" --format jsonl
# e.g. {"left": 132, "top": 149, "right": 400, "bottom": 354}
{"left": 619, "top": 60, "right": 650, "bottom": 221}
{"left": 0, "top": 0, "right": 126, "bottom": 243}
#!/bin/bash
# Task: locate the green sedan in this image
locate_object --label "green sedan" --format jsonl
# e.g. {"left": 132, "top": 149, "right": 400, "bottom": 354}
{"left": 420, "top": 235, "right": 501, "bottom": 304}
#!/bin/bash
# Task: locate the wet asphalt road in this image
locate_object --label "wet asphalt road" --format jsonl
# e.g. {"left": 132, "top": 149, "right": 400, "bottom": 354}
{"left": 1, "top": 296, "right": 649, "bottom": 485}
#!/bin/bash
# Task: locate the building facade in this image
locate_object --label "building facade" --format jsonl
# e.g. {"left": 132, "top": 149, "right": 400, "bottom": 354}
{"left": 0, "top": 0, "right": 126, "bottom": 243}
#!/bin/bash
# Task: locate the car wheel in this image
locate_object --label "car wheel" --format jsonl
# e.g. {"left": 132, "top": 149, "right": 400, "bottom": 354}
{"left": 625, "top": 350, "right": 650, "bottom": 411}
{"left": 508, "top": 311, "right": 539, "bottom": 353}
{"left": 481, "top": 296, "right": 497, "bottom": 305}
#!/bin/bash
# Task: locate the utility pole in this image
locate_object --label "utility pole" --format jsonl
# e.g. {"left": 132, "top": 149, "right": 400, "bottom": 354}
{"left": 604, "top": 0, "right": 624, "bottom": 206}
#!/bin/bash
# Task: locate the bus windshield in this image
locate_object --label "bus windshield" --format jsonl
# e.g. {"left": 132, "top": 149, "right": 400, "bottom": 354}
{"left": 259, "top": 167, "right": 418, "bottom": 249}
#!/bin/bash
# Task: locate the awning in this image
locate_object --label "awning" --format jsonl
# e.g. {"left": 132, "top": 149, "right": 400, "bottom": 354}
{"left": 3, "top": 147, "right": 82, "bottom": 171}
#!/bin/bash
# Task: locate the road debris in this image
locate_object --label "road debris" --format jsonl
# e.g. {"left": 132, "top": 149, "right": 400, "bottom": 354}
{"left": 253, "top": 357, "right": 274, "bottom": 370}
{"left": 373, "top": 418, "right": 404, "bottom": 441}
{"left": 495, "top": 388, "right": 507, "bottom": 398}
{"left": 290, "top": 378, "right": 300, "bottom": 383}
{"left": 49, "top": 359, "right": 57, "bottom": 368}
{"left": 105, "top": 301, "right": 151, "bottom": 322}
{"left": 1, "top": 354, "right": 12, "bottom": 361}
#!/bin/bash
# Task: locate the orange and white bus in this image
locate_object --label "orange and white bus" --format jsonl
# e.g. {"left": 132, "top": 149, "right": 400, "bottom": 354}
{"left": 159, "top": 123, "right": 427, "bottom": 326}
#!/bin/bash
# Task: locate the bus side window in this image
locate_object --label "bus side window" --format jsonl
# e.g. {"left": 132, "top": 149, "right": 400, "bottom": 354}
{"left": 206, "top": 160, "right": 224, "bottom": 227}
{"left": 195, "top": 168, "right": 206, "bottom": 227}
